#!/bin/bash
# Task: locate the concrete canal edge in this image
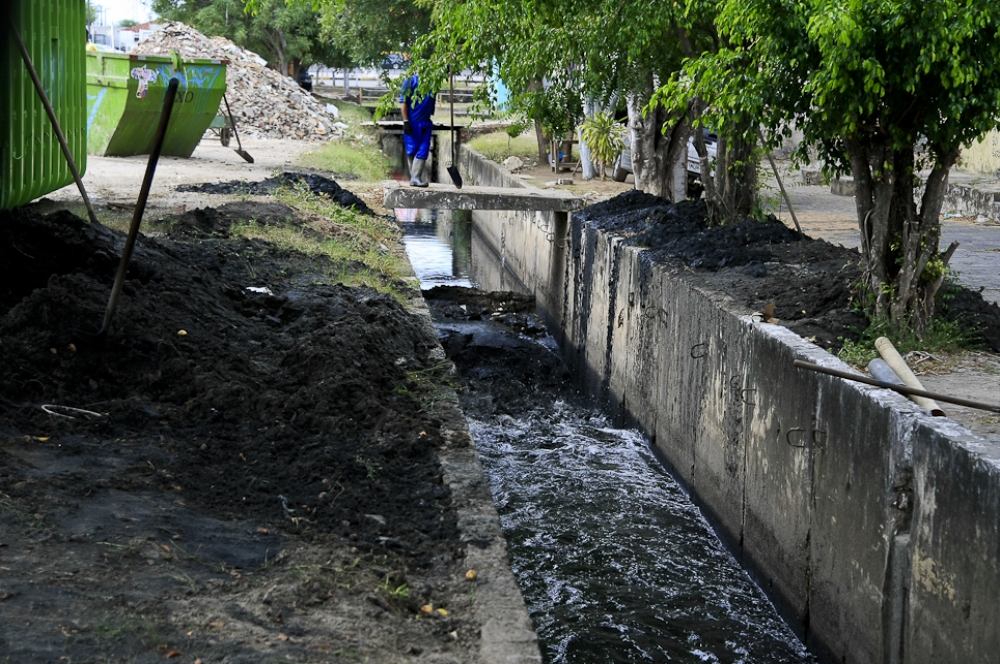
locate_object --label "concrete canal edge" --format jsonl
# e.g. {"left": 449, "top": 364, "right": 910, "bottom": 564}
{"left": 406, "top": 287, "right": 543, "bottom": 664}
{"left": 435, "top": 147, "right": 1000, "bottom": 664}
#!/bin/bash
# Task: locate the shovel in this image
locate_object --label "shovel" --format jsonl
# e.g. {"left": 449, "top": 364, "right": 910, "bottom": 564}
{"left": 101, "top": 78, "right": 181, "bottom": 337}
{"left": 447, "top": 71, "right": 463, "bottom": 189}
{"left": 223, "top": 94, "right": 254, "bottom": 163}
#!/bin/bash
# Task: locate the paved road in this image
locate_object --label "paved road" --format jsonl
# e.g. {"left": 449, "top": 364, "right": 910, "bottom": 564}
{"left": 769, "top": 177, "right": 1000, "bottom": 305}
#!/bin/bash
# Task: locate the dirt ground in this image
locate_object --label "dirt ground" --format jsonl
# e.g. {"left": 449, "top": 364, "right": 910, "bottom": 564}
{"left": 0, "top": 139, "right": 540, "bottom": 663}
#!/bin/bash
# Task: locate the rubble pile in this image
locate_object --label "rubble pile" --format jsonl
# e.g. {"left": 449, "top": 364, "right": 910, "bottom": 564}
{"left": 133, "top": 22, "right": 341, "bottom": 141}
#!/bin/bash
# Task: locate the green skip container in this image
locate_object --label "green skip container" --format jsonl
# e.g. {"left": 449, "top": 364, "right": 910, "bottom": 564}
{"left": 87, "top": 51, "right": 227, "bottom": 158}
{"left": 1, "top": 0, "right": 88, "bottom": 210}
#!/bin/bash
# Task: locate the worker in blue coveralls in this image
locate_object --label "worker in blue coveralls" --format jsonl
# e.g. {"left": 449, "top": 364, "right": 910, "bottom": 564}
{"left": 400, "top": 73, "right": 436, "bottom": 187}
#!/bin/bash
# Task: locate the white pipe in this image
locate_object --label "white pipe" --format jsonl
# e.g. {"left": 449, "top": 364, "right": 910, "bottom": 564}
{"left": 874, "top": 337, "right": 945, "bottom": 416}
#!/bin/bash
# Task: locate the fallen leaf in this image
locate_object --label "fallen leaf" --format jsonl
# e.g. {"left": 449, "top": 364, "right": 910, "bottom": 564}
{"left": 195, "top": 660, "right": 203, "bottom": 664}
{"left": 209, "top": 621, "right": 225, "bottom": 629}
{"left": 0, "top": 592, "right": 10, "bottom": 600}
{"left": 256, "top": 527, "right": 269, "bottom": 534}
{"left": 278, "top": 633, "right": 289, "bottom": 642}
{"left": 465, "top": 569, "right": 477, "bottom": 580}
{"left": 420, "top": 604, "right": 433, "bottom": 614}
{"left": 67, "top": 344, "right": 77, "bottom": 352}
{"left": 164, "top": 649, "right": 181, "bottom": 658}
{"left": 764, "top": 302, "right": 776, "bottom": 320}
{"left": 419, "top": 431, "right": 426, "bottom": 436}
{"left": 36, "top": 437, "right": 49, "bottom": 442}
{"left": 436, "top": 608, "right": 449, "bottom": 616}
{"left": 177, "top": 330, "right": 187, "bottom": 336}
{"left": 50, "top": 348, "right": 58, "bottom": 354}
{"left": 161, "top": 545, "right": 171, "bottom": 552}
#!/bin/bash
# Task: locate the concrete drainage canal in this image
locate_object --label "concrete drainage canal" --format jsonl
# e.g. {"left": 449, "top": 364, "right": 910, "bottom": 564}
{"left": 399, "top": 207, "right": 818, "bottom": 663}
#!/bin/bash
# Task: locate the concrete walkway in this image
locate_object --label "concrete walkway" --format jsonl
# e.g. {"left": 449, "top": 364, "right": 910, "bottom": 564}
{"left": 384, "top": 180, "right": 586, "bottom": 211}
{"left": 768, "top": 168, "right": 1000, "bottom": 305}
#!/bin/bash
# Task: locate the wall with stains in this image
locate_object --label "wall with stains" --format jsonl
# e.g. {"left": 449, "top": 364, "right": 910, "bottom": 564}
{"left": 446, "top": 147, "right": 1000, "bottom": 664}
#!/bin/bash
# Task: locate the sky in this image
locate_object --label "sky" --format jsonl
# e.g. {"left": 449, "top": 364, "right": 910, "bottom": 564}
{"left": 90, "top": 0, "right": 155, "bottom": 25}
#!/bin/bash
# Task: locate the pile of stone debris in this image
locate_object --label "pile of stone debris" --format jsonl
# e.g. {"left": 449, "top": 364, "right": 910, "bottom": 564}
{"left": 133, "top": 22, "right": 342, "bottom": 141}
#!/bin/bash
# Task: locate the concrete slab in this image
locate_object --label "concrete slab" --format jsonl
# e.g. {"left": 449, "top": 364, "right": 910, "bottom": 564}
{"left": 384, "top": 181, "right": 586, "bottom": 211}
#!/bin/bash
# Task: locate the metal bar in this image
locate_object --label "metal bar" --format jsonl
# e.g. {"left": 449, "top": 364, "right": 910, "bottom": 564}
{"left": 9, "top": 21, "right": 99, "bottom": 225}
{"left": 759, "top": 128, "right": 802, "bottom": 234}
{"left": 794, "top": 360, "right": 1000, "bottom": 414}
{"left": 100, "top": 78, "right": 180, "bottom": 335}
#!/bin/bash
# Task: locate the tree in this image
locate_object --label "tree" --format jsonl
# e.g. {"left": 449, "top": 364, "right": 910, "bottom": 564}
{"left": 242, "top": 0, "right": 429, "bottom": 70}
{"left": 669, "top": 0, "right": 1000, "bottom": 333}
{"left": 318, "top": 0, "right": 430, "bottom": 68}
{"left": 152, "top": 0, "right": 344, "bottom": 76}
{"left": 411, "top": 0, "right": 716, "bottom": 200}
{"left": 118, "top": 19, "right": 139, "bottom": 27}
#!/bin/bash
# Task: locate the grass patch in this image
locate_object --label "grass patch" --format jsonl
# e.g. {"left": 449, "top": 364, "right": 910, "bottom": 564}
{"left": 298, "top": 101, "right": 392, "bottom": 182}
{"left": 468, "top": 129, "right": 545, "bottom": 166}
{"left": 330, "top": 99, "right": 375, "bottom": 127}
{"left": 838, "top": 314, "right": 979, "bottom": 367}
{"left": 297, "top": 138, "right": 392, "bottom": 183}
{"left": 228, "top": 184, "right": 410, "bottom": 298}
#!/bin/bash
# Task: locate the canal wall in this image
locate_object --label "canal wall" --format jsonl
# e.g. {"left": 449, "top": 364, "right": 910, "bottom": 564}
{"left": 437, "top": 147, "right": 1000, "bottom": 664}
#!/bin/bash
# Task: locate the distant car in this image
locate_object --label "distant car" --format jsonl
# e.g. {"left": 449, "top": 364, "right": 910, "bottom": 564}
{"left": 297, "top": 69, "right": 313, "bottom": 92}
{"left": 380, "top": 53, "right": 411, "bottom": 70}
{"left": 612, "top": 128, "right": 718, "bottom": 197}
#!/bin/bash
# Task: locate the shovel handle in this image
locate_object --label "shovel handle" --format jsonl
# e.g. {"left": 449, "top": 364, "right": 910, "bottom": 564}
{"left": 101, "top": 78, "right": 180, "bottom": 335}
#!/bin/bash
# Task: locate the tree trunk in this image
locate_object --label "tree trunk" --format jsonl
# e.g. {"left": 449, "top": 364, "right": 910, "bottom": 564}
{"left": 692, "top": 112, "right": 758, "bottom": 224}
{"left": 534, "top": 121, "right": 548, "bottom": 165}
{"left": 627, "top": 78, "right": 689, "bottom": 201}
{"left": 717, "top": 131, "right": 757, "bottom": 220}
{"left": 848, "top": 139, "right": 961, "bottom": 334}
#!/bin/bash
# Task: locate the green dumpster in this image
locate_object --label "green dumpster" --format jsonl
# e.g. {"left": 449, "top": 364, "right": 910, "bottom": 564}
{"left": 87, "top": 51, "right": 227, "bottom": 158}
{"left": 1, "top": 0, "right": 88, "bottom": 210}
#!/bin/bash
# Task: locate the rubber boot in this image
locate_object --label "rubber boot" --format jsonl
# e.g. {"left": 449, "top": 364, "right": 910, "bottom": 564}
{"left": 409, "top": 157, "right": 428, "bottom": 188}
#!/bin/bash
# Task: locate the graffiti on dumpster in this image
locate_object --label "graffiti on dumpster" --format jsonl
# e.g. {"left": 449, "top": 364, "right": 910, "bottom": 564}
{"left": 130, "top": 65, "right": 159, "bottom": 98}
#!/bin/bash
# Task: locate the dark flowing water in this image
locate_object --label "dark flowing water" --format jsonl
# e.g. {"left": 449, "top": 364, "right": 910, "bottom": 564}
{"left": 399, "top": 209, "right": 815, "bottom": 664}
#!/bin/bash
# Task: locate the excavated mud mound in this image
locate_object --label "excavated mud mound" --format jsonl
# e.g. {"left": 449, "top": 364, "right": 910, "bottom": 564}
{"left": 177, "top": 172, "right": 374, "bottom": 216}
{"left": 0, "top": 205, "right": 456, "bottom": 561}
{"left": 577, "top": 191, "right": 1000, "bottom": 352}
{"left": 0, "top": 201, "right": 497, "bottom": 662}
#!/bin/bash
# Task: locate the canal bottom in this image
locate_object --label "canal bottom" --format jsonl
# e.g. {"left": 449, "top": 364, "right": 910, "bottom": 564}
{"left": 399, "top": 208, "right": 816, "bottom": 663}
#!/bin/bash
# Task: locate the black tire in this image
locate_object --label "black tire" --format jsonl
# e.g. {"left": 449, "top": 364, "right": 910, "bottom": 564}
{"left": 612, "top": 164, "right": 629, "bottom": 182}
{"left": 220, "top": 127, "right": 231, "bottom": 147}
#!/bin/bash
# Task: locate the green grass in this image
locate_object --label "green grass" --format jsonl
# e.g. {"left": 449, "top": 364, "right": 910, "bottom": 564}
{"left": 227, "top": 184, "right": 409, "bottom": 297}
{"left": 331, "top": 99, "right": 376, "bottom": 127}
{"left": 297, "top": 101, "right": 392, "bottom": 182}
{"left": 837, "top": 314, "right": 978, "bottom": 367}
{"left": 468, "top": 129, "right": 546, "bottom": 165}
{"left": 297, "top": 138, "right": 392, "bottom": 182}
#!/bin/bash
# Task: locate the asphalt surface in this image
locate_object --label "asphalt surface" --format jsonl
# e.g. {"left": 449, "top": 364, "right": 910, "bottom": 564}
{"left": 769, "top": 170, "right": 1000, "bottom": 305}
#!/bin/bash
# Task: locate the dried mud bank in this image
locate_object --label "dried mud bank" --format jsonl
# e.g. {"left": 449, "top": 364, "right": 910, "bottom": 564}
{"left": 448, "top": 149, "right": 1000, "bottom": 664}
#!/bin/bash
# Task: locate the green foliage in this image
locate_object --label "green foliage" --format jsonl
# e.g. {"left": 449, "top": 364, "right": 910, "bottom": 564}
{"left": 579, "top": 111, "right": 626, "bottom": 179}
{"left": 243, "top": 0, "right": 428, "bottom": 68}
{"left": 152, "top": 0, "right": 343, "bottom": 71}
{"left": 393, "top": 0, "right": 697, "bottom": 140}
{"left": 660, "top": 0, "right": 1000, "bottom": 328}
{"left": 837, "top": 315, "right": 978, "bottom": 368}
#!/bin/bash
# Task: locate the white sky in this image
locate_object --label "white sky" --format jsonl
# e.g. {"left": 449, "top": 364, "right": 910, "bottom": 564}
{"left": 90, "top": 0, "right": 155, "bottom": 25}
